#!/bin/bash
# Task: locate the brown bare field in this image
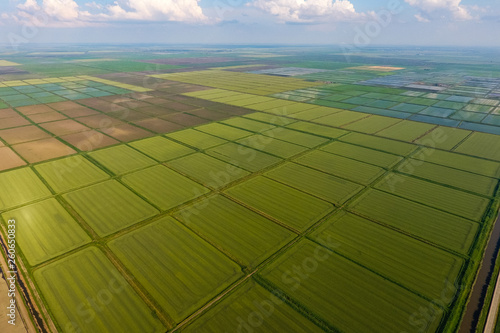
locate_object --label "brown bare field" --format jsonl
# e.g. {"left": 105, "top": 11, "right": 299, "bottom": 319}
{"left": 132, "top": 118, "right": 184, "bottom": 133}
{"left": 0, "top": 126, "right": 51, "bottom": 144}
{"left": 101, "top": 123, "right": 154, "bottom": 141}
{"left": 0, "top": 146, "right": 26, "bottom": 170}
{"left": 16, "top": 105, "right": 54, "bottom": 115}
{"left": 60, "top": 130, "right": 119, "bottom": 151}
{"left": 40, "top": 119, "right": 91, "bottom": 136}
{"left": 12, "top": 138, "right": 76, "bottom": 163}
{"left": 26, "top": 112, "right": 67, "bottom": 123}
{"left": 0, "top": 116, "right": 31, "bottom": 130}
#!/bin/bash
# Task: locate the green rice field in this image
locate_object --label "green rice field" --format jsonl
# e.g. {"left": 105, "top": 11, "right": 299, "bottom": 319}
{"left": 0, "top": 47, "right": 499, "bottom": 333}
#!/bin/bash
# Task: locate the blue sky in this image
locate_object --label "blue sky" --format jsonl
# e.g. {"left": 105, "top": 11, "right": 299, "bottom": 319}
{"left": 0, "top": 0, "right": 498, "bottom": 46}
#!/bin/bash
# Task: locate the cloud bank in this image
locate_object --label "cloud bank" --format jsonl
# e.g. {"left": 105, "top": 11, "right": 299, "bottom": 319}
{"left": 405, "top": 0, "right": 477, "bottom": 21}
{"left": 12, "top": 0, "right": 210, "bottom": 26}
{"left": 249, "top": 0, "right": 367, "bottom": 23}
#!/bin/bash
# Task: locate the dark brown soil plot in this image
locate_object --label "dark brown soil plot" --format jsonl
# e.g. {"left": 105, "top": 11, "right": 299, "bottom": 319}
{"left": 47, "top": 102, "right": 100, "bottom": 117}
{"left": 171, "top": 97, "right": 224, "bottom": 109}
{"left": 0, "top": 125, "right": 51, "bottom": 144}
{"left": 134, "top": 105, "right": 177, "bottom": 117}
{"left": 125, "top": 93, "right": 155, "bottom": 101}
{"left": 12, "top": 138, "right": 76, "bottom": 163}
{"left": 160, "top": 113, "right": 210, "bottom": 127}
{"left": 40, "top": 119, "right": 91, "bottom": 136}
{"left": 132, "top": 118, "right": 184, "bottom": 133}
{"left": 139, "top": 97, "right": 172, "bottom": 106}
{"left": 106, "top": 109, "right": 151, "bottom": 122}
{"left": 117, "top": 100, "right": 152, "bottom": 109}
{"left": 78, "top": 99, "right": 128, "bottom": 113}
{"left": 60, "top": 130, "right": 119, "bottom": 151}
{"left": 162, "top": 101, "right": 200, "bottom": 112}
{"left": 187, "top": 109, "right": 231, "bottom": 121}
{"left": 0, "top": 147, "right": 26, "bottom": 171}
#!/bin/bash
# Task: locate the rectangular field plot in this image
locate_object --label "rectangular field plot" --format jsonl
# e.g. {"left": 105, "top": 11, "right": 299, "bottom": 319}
{"left": 454, "top": 132, "right": 500, "bottom": 161}
{"left": 2, "top": 198, "right": 91, "bottom": 265}
{"left": 155, "top": 70, "right": 320, "bottom": 95}
{"left": 63, "top": 180, "right": 159, "bottom": 236}
{"left": 236, "top": 134, "right": 309, "bottom": 158}
{"left": 175, "top": 195, "right": 295, "bottom": 267}
{"left": 88, "top": 145, "right": 157, "bottom": 175}
{"left": 206, "top": 142, "right": 282, "bottom": 172}
{"left": 221, "top": 117, "right": 277, "bottom": 133}
{"left": 260, "top": 240, "right": 442, "bottom": 333}
{"left": 321, "top": 141, "right": 402, "bottom": 168}
{"left": 376, "top": 121, "right": 436, "bottom": 142}
{"left": 412, "top": 149, "right": 500, "bottom": 178}
{"left": 313, "top": 111, "right": 368, "bottom": 127}
{"left": 260, "top": 127, "right": 329, "bottom": 148}
{"left": 348, "top": 190, "right": 478, "bottom": 254}
{"left": 396, "top": 159, "right": 498, "bottom": 197}
{"left": 225, "top": 177, "right": 334, "bottom": 232}
{"left": 311, "top": 211, "right": 464, "bottom": 301}
{"left": 165, "top": 129, "right": 227, "bottom": 150}
{"left": 339, "top": 132, "right": 417, "bottom": 156}
{"left": 415, "top": 127, "right": 471, "bottom": 151}
{"left": 342, "top": 115, "right": 402, "bottom": 134}
{"left": 290, "top": 106, "right": 341, "bottom": 121}
{"left": 0, "top": 167, "right": 52, "bottom": 210}
{"left": 129, "top": 137, "right": 195, "bottom": 162}
{"left": 265, "top": 163, "right": 363, "bottom": 205}
{"left": 166, "top": 153, "right": 250, "bottom": 189}
{"left": 108, "top": 216, "right": 242, "bottom": 323}
{"left": 375, "top": 173, "right": 491, "bottom": 221}
{"left": 34, "top": 247, "right": 165, "bottom": 333}
{"left": 285, "top": 121, "right": 348, "bottom": 138}
{"left": 243, "top": 112, "right": 297, "bottom": 126}
{"left": 195, "top": 122, "right": 253, "bottom": 141}
{"left": 35, "top": 155, "right": 110, "bottom": 192}
{"left": 295, "top": 150, "right": 385, "bottom": 185}
{"left": 183, "top": 280, "right": 322, "bottom": 333}
{"left": 121, "top": 165, "right": 210, "bottom": 211}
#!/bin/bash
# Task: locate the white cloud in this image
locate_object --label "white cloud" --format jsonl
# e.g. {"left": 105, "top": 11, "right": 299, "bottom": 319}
{"left": 12, "top": 0, "right": 211, "bottom": 26}
{"left": 17, "top": 0, "right": 40, "bottom": 11}
{"left": 414, "top": 13, "right": 430, "bottom": 22}
{"left": 43, "top": 0, "right": 80, "bottom": 21}
{"left": 104, "top": 0, "right": 209, "bottom": 23}
{"left": 405, "top": 0, "right": 476, "bottom": 21}
{"left": 249, "top": 0, "right": 366, "bottom": 23}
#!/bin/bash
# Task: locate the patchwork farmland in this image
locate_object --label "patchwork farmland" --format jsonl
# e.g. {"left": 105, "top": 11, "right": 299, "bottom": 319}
{"left": 0, "top": 46, "right": 499, "bottom": 333}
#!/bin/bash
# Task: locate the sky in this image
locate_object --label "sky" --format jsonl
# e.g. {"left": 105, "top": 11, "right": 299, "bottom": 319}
{"left": 0, "top": 0, "right": 498, "bottom": 47}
